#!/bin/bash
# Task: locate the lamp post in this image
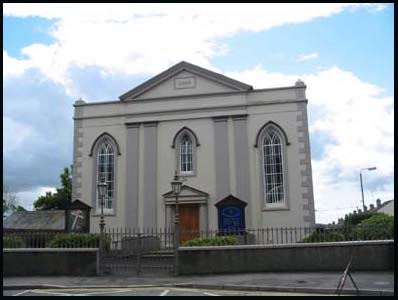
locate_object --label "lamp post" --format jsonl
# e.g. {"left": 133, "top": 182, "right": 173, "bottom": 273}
{"left": 360, "top": 167, "right": 376, "bottom": 212}
{"left": 97, "top": 177, "right": 107, "bottom": 275}
{"left": 171, "top": 171, "right": 183, "bottom": 275}
{"left": 171, "top": 171, "right": 183, "bottom": 246}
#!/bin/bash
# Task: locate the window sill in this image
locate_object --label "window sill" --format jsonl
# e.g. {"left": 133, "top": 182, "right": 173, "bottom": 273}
{"left": 262, "top": 206, "right": 289, "bottom": 212}
{"left": 178, "top": 172, "right": 196, "bottom": 177}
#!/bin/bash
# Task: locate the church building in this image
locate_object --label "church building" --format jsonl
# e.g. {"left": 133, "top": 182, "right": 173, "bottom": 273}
{"left": 71, "top": 61, "right": 316, "bottom": 235}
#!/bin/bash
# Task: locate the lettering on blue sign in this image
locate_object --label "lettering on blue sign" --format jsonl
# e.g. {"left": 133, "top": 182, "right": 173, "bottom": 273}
{"left": 219, "top": 205, "right": 245, "bottom": 232}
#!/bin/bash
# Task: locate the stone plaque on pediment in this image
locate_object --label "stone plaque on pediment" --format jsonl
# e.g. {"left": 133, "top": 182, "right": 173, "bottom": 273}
{"left": 174, "top": 76, "right": 196, "bottom": 89}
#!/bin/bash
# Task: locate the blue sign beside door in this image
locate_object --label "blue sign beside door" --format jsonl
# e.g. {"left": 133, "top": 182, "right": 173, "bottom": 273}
{"left": 219, "top": 206, "right": 245, "bottom": 232}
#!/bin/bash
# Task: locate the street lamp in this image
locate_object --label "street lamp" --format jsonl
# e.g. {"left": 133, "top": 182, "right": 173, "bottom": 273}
{"left": 360, "top": 167, "right": 376, "bottom": 212}
{"left": 171, "top": 171, "right": 183, "bottom": 275}
{"left": 97, "top": 176, "right": 107, "bottom": 275}
{"left": 171, "top": 171, "right": 183, "bottom": 246}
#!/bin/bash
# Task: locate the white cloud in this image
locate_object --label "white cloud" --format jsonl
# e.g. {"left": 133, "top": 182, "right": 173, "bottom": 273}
{"left": 313, "top": 179, "right": 393, "bottom": 224}
{"left": 296, "top": 52, "right": 319, "bottom": 62}
{"left": 3, "top": 3, "right": 385, "bottom": 94}
{"left": 365, "top": 3, "right": 389, "bottom": 12}
{"left": 3, "top": 50, "right": 31, "bottom": 78}
{"left": 304, "top": 67, "right": 393, "bottom": 177}
{"left": 226, "top": 65, "right": 394, "bottom": 223}
{"left": 17, "top": 186, "right": 57, "bottom": 211}
{"left": 227, "top": 64, "right": 297, "bottom": 88}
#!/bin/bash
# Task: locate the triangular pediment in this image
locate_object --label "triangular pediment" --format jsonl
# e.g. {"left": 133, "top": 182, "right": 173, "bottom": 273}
{"left": 163, "top": 185, "right": 209, "bottom": 198}
{"left": 163, "top": 185, "right": 209, "bottom": 205}
{"left": 119, "top": 61, "right": 252, "bottom": 101}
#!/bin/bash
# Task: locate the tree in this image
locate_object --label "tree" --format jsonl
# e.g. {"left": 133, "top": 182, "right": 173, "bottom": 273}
{"left": 3, "top": 185, "right": 26, "bottom": 216}
{"left": 34, "top": 166, "right": 72, "bottom": 210}
{"left": 350, "top": 213, "right": 394, "bottom": 240}
{"left": 3, "top": 185, "right": 18, "bottom": 217}
{"left": 15, "top": 205, "right": 26, "bottom": 212}
{"left": 343, "top": 210, "right": 376, "bottom": 228}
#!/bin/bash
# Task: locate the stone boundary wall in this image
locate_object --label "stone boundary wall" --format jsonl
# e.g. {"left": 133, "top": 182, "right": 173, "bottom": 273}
{"left": 177, "top": 240, "right": 394, "bottom": 275}
{"left": 3, "top": 248, "right": 99, "bottom": 276}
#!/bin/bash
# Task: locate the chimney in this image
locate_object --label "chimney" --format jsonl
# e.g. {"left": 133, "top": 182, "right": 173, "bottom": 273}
{"left": 370, "top": 204, "right": 375, "bottom": 210}
{"left": 376, "top": 198, "right": 382, "bottom": 208}
{"left": 295, "top": 79, "right": 305, "bottom": 87}
{"left": 295, "top": 79, "right": 306, "bottom": 99}
{"left": 74, "top": 97, "right": 86, "bottom": 105}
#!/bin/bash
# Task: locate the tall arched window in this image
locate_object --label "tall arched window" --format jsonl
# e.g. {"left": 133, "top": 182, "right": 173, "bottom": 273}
{"left": 97, "top": 140, "right": 115, "bottom": 211}
{"left": 180, "top": 135, "right": 193, "bottom": 173}
{"left": 172, "top": 127, "right": 200, "bottom": 176}
{"left": 263, "top": 130, "right": 284, "bottom": 204}
{"left": 255, "top": 121, "right": 289, "bottom": 209}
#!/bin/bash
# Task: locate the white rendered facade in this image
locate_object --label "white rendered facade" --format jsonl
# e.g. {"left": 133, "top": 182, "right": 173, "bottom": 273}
{"left": 72, "top": 61, "right": 316, "bottom": 232}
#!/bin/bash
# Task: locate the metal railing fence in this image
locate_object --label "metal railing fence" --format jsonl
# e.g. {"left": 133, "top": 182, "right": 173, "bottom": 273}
{"left": 3, "top": 224, "right": 393, "bottom": 249}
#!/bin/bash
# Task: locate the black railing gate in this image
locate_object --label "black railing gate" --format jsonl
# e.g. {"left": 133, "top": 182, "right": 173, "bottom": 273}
{"left": 101, "top": 227, "right": 176, "bottom": 276}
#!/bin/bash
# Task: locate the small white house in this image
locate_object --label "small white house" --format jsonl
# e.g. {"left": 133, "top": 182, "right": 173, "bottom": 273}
{"left": 372, "top": 199, "right": 394, "bottom": 216}
{"left": 71, "top": 61, "right": 316, "bottom": 236}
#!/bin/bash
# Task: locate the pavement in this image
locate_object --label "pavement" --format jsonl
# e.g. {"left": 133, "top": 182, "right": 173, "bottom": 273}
{"left": 3, "top": 271, "right": 394, "bottom": 296}
{"left": 2, "top": 287, "right": 340, "bottom": 297}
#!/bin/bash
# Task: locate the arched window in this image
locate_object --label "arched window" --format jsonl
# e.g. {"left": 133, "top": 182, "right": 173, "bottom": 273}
{"left": 255, "top": 122, "right": 289, "bottom": 209}
{"left": 180, "top": 135, "right": 193, "bottom": 173}
{"left": 172, "top": 127, "right": 199, "bottom": 176}
{"left": 263, "top": 130, "right": 284, "bottom": 204}
{"left": 96, "top": 139, "right": 115, "bottom": 211}
{"left": 90, "top": 132, "right": 120, "bottom": 214}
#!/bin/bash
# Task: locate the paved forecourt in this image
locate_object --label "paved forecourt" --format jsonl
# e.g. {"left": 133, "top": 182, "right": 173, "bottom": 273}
{"left": 4, "top": 271, "right": 394, "bottom": 296}
{"left": 3, "top": 287, "right": 335, "bottom": 297}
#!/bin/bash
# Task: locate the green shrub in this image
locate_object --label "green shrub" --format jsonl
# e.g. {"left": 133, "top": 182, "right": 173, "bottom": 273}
{"left": 48, "top": 233, "right": 111, "bottom": 250}
{"left": 350, "top": 213, "right": 394, "bottom": 240}
{"left": 3, "top": 236, "right": 25, "bottom": 248}
{"left": 300, "top": 230, "right": 346, "bottom": 243}
{"left": 343, "top": 211, "right": 377, "bottom": 227}
{"left": 182, "top": 236, "right": 238, "bottom": 247}
{"left": 300, "top": 213, "right": 394, "bottom": 243}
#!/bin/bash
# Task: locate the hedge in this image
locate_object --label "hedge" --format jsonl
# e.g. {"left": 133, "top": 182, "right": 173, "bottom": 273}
{"left": 300, "top": 230, "right": 346, "bottom": 243}
{"left": 343, "top": 211, "right": 377, "bottom": 227}
{"left": 48, "top": 233, "right": 111, "bottom": 251}
{"left": 301, "top": 213, "right": 394, "bottom": 243}
{"left": 183, "top": 236, "right": 238, "bottom": 247}
{"left": 3, "top": 236, "right": 25, "bottom": 248}
{"left": 350, "top": 213, "right": 394, "bottom": 240}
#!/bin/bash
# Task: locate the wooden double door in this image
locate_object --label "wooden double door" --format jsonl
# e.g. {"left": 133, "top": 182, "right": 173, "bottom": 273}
{"left": 179, "top": 204, "right": 200, "bottom": 244}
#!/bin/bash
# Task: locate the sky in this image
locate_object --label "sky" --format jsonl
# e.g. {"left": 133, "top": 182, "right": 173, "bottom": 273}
{"left": 3, "top": 3, "right": 394, "bottom": 224}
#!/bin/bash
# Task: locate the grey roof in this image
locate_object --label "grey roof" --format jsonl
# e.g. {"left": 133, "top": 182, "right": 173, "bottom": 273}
{"left": 119, "top": 61, "right": 253, "bottom": 101}
{"left": 3, "top": 211, "right": 65, "bottom": 231}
